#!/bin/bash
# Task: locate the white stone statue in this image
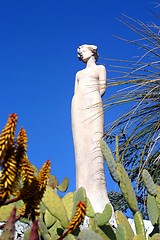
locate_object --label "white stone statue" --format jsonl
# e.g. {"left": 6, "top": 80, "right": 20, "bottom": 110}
{"left": 71, "top": 44, "right": 113, "bottom": 214}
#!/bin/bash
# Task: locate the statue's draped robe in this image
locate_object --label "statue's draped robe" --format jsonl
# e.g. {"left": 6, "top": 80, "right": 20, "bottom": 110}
{"left": 71, "top": 70, "right": 109, "bottom": 213}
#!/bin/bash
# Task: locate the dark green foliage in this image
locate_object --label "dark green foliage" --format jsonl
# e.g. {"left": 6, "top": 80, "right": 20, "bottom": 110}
{"left": 108, "top": 191, "right": 128, "bottom": 213}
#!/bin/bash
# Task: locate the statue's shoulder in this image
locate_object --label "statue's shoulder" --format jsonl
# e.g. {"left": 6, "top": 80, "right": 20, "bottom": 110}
{"left": 76, "top": 69, "right": 85, "bottom": 78}
{"left": 76, "top": 69, "right": 82, "bottom": 75}
{"left": 96, "top": 65, "right": 106, "bottom": 74}
{"left": 97, "top": 64, "right": 106, "bottom": 70}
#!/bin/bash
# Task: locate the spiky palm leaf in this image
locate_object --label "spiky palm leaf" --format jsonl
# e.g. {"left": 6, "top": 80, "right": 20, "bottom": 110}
{"left": 102, "top": 12, "right": 160, "bottom": 217}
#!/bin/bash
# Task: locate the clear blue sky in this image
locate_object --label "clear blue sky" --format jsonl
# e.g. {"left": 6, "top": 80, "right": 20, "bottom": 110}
{"left": 0, "top": 0, "right": 155, "bottom": 195}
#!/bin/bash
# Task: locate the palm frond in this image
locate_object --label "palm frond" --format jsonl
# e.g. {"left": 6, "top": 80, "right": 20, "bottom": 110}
{"left": 102, "top": 13, "right": 160, "bottom": 217}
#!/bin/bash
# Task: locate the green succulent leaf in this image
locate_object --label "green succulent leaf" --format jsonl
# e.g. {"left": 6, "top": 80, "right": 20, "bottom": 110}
{"left": 116, "top": 163, "right": 138, "bottom": 213}
{"left": 78, "top": 229, "right": 101, "bottom": 240}
{"left": 96, "top": 204, "right": 112, "bottom": 226}
{"left": 57, "top": 177, "right": 69, "bottom": 192}
{"left": 42, "top": 186, "right": 69, "bottom": 228}
{"left": 147, "top": 193, "right": 159, "bottom": 225}
{"left": 116, "top": 210, "right": 135, "bottom": 240}
{"left": 62, "top": 192, "right": 74, "bottom": 220}
{"left": 142, "top": 169, "right": 157, "bottom": 197}
{"left": 101, "top": 140, "right": 120, "bottom": 183}
{"left": 134, "top": 211, "right": 145, "bottom": 237}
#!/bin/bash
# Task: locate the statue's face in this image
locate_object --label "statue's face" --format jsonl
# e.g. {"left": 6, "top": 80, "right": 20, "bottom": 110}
{"left": 79, "top": 47, "right": 93, "bottom": 62}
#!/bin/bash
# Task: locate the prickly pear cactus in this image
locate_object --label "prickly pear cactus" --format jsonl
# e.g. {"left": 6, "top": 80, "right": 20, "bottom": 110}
{"left": 132, "top": 235, "right": 146, "bottom": 240}
{"left": 23, "top": 228, "right": 31, "bottom": 240}
{"left": 71, "top": 187, "right": 86, "bottom": 218}
{"left": 1, "top": 114, "right": 160, "bottom": 240}
{"left": 150, "top": 233, "right": 160, "bottom": 239}
{"left": 48, "top": 219, "right": 63, "bottom": 239}
{"left": 85, "top": 197, "right": 95, "bottom": 218}
{"left": 95, "top": 224, "right": 116, "bottom": 240}
{"left": 42, "top": 185, "right": 69, "bottom": 228}
{"left": 100, "top": 140, "right": 120, "bottom": 183}
{"left": 96, "top": 204, "right": 112, "bottom": 226}
{"left": 48, "top": 174, "right": 58, "bottom": 190}
{"left": 0, "top": 207, "right": 16, "bottom": 240}
{"left": 57, "top": 177, "right": 69, "bottom": 192}
{"left": 147, "top": 193, "right": 159, "bottom": 226}
{"left": 28, "top": 220, "right": 39, "bottom": 240}
{"left": 44, "top": 209, "right": 56, "bottom": 229}
{"left": 78, "top": 228, "right": 101, "bottom": 240}
{"left": 38, "top": 218, "right": 51, "bottom": 240}
{"left": 64, "top": 234, "right": 76, "bottom": 239}
{"left": 134, "top": 211, "right": 145, "bottom": 237}
{"left": 116, "top": 210, "right": 135, "bottom": 239}
{"left": 116, "top": 163, "right": 138, "bottom": 213}
{"left": 116, "top": 224, "right": 126, "bottom": 240}
{"left": 155, "top": 185, "right": 160, "bottom": 211}
{"left": 62, "top": 192, "right": 74, "bottom": 220}
{"left": 115, "top": 135, "right": 120, "bottom": 163}
{"left": 142, "top": 169, "right": 157, "bottom": 197}
{"left": 0, "top": 200, "right": 23, "bottom": 221}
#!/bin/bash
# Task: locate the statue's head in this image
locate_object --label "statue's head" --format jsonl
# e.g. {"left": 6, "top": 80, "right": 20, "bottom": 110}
{"left": 77, "top": 44, "right": 99, "bottom": 62}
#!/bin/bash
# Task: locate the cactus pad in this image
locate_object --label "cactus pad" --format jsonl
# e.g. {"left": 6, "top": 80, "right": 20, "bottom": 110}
{"left": 147, "top": 193, "right": 159, "bottom": 225}
{"left": 0, "top": 200, "right": 23, "bottom": 221}
{"left": 42, "top": 186, "right": 69, "bottom": 228}
{"left": 57, "top": 177, "right": 69, "bottom": 192}
{"left": 142, "top": 169, "right": 157, "bottom": 197}
{"left": 134, "top": 211, "right": 145, "bottom": 237}
{"left": 100, "top": 140, "right": 120, "bottom": 183}
{"left": 72, "top": 187, "right": 86, "bottom": 218}
{"left": 86, "top": 197, "right": 95, "bottom": 218}
{"left": 116, "top": 163, "right": 138, "bottom": 213}
{"left": 62, "top": 192, "right": 74, "bottom": 220}
{"left": 96, "top": 203, "right": 112, "bottom": 226}
{"left": 0, "top": 206, "right": 16, "bottom": 240}
{"left": 116, "top": 210, "right": 135, "bottom": 239}
{"left": 78, "top": 229, "right": 101, "bottom": 240}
